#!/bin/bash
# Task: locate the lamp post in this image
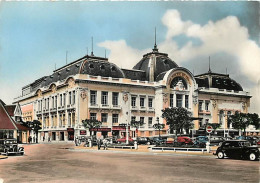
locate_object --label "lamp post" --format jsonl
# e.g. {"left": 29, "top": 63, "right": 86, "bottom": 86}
{"left": 153, "top": 117, "right": 165, "bottom": 139}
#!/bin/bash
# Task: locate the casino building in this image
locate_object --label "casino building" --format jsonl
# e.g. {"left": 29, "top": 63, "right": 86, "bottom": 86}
{"left": 14, "top": 42, "right": 253, "bottom": 142}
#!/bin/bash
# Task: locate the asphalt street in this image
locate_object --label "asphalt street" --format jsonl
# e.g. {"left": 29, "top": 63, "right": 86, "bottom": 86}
{"left": 0, "top": 143, "right": 259, "bottom": 183}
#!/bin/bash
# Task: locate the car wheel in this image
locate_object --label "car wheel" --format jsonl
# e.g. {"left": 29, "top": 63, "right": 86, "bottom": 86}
{"left": 217, "top": 151, "right": 224, "bottom": 159}
{"left": 249, "top": 153, "right": 257, "bottom": 161}
{"left": 147, "top": 142, "right": 150, "bottom": 145}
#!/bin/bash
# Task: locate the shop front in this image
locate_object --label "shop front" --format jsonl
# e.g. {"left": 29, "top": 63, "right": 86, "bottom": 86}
{"left": 67, "top": 128, "right": 74, "bottom": 141}
{"left": 112, "top": 126, "right": 131, "bottom": 139}
{"left": 90, "top": 128, "right": 111, "bottom": 138}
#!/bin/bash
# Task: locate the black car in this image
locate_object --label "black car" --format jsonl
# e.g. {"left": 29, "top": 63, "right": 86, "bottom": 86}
{"left": 0, "top": 139, "right": 24, "bottom": 156}
{"left": 216, "top": 140, "right": 259, "bottom": 161}
{"left": 137, "top": 137, "right": 149, "bottom": 145}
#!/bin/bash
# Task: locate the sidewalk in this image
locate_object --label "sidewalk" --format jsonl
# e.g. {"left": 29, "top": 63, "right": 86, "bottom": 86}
{"left": 73, "top": 144, "right": 217, "bottom": 157}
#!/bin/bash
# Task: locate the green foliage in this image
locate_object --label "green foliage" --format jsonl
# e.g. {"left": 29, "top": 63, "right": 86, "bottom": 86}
{"left": 228, "top": 111, "right": 260, "bottom": 133}
{"left": 82, "top": 119, "right": 102, "bottom": 129}
{"left": 130, "top": 120, "right": 144, "bottom": 129}
{"left": 162, "top": 107, "right": 193, "bottom": 135}
{"left": 207, "top": 123, "right": 221, "bottom": 130}
{"left": 25, "top": 120, "right": 42, "bottom": 132}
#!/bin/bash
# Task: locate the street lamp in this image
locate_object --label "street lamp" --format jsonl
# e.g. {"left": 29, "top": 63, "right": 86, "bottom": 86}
{"left": 153, "top": 117, "right": 165, "bottom": 139}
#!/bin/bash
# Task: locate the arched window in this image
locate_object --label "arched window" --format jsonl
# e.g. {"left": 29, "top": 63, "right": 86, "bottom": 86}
{"left": 170, "top": 77, "right": 188, "bottom": 90}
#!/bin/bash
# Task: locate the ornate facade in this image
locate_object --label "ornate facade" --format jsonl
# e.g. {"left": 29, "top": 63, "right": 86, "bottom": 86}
{"left": 14, "top": 44, "right": 253, "bottom": 142}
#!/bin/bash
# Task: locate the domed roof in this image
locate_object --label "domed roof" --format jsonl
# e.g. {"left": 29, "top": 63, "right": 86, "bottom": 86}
{"left": 133, "top": 46, "right": 178, "bottom": 82}
{"left": 195, "top": 72, "right": 243, "bottom": 91}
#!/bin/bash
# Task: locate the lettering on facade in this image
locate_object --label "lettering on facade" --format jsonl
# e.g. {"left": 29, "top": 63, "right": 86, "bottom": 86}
{"left": 169, "top": 72, "right": 191, "bottom": 86}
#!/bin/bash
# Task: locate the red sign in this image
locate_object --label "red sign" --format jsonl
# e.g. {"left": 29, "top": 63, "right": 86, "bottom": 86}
{"left": 206, "top": 126, "right": 213, "bottom": 133}
{"left": 80, "top": 130, "right": 86, "bottom": 135}
{"left": 67, "top": 128, "right": 74, "bottom": 132}
{"left": 112, "top": 126, "right": 130, "bottom": 131}
{"left": 90, "top": 128, "right": 111, "bottom": 132}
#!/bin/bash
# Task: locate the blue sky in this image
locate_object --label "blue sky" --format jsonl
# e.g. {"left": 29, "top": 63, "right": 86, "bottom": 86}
{"left": 0, "top": 1, "right": 259, "bottom": 113}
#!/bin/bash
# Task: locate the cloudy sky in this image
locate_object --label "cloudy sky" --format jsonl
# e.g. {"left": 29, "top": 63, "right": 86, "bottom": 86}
{"left": 0, "top": 2, "right": 259, "bottom": 113}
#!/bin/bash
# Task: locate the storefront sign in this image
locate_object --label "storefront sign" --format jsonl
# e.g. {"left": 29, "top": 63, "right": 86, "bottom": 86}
{"left": 90, "top": 128, "right": 111, "bottom": 132}
{"left": 112, "top": 126, "right": 130, "bottom": 131}
{"left": 80, "top": 130, "right": 86, "bottom": 135}
{"left": 67, "top": 128, "right": 74, "bottom": 132}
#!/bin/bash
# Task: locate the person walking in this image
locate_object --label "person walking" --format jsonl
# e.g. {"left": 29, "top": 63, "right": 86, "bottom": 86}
{"left": 103, "top": 138, "right": 108, "bottom": 150}
{"left": 97, "top": 138, "right": 101, "bottom": 150}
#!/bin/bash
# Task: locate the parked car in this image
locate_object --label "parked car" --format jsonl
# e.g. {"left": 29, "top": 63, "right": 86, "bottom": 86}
{"left": 177, "top": 136, "right": 193, "bottom": 145}
{"left": 236, "top": 136, "right": 257, "bottom": 145}
{"left": 0, "top": 139, "right": 24, "bottom": 156}
{"left": 137, "top": 137, "right": 149, "bottom": 145}
{"left": 193, "top": 136, "right": 208, "bottom": 148}
{"left": 149, "top": 137, "right": 166, "bottom": 145}
{"left": 216, "top": 140, "right": 259, "bottom": 161}
{"left": 210, "top": 136, "right": 224, "bottom": 146}
{"left": 116, "top": 137, "right": 134, "bottom": 144}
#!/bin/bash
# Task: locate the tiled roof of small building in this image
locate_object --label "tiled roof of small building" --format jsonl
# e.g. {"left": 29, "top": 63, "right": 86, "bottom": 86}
{"left": 0, "top": 102, "right": 17, "bottom": 130}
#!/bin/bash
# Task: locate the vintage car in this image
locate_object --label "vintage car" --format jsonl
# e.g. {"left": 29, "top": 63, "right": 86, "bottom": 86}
{"left": 0, "top": 139, "right": 24, "bottom": 156}
{"left": 116, "top": 136, "right": 134, "bottom": 144}
{"left": 216, "top": 140, "right": 259, "bottom": 161}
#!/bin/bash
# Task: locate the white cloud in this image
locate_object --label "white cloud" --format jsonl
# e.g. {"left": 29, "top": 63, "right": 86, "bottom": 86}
{"left": 98, "top": 9, "right": 260, "bottom": 114}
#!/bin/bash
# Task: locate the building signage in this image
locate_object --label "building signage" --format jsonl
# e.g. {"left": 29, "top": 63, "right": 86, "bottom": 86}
{"left": 67, "top": 128, "right": 74, "bottom": 132}
{"left": 80, "top": 130, "right": 86, "bottom": 135}
{"left": 112, "top": 126, "right": 130, "bottom": 131}
{"left": 90, "top": 128, "right": 111, "bottom": 132}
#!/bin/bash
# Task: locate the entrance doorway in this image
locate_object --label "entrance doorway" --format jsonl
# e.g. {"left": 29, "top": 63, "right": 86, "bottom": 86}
{"left": 60, "top": 132, "right": 64, "bottom": 141}
{"left": 52, "top": 132, "right": 56, "bottom": 141}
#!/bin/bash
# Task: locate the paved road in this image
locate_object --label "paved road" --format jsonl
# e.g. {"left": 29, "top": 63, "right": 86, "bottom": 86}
{"left": 0, "top": 143, "right": 259, "bottom": 183}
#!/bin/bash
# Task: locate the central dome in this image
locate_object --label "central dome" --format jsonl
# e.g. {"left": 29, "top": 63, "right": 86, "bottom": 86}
{"left": 133, "top": 47, "right": 178, "bottom": 82}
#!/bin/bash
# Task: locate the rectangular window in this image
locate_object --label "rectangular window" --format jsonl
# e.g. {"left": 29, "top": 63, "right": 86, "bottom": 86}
{"left": 101, "top": 113, "right": 108, "bottom": 122}
{"left": 59, "top": 114, "right": 62, "bottom": 127}
{"left": 63, "top": 93, "right": 66, "bottom": 106}
{"left": 176, "top": 94, "right": 182, "bottom": 107}
{"left": 148, "top": 117, "right": 153, "bottom": 127}
{"left": 55, "top": 96, "right": 57, "bottom": 108}
{"left": 38, "top": 101, "right": 40, "bottom": 111}
{"left": 140, "top": 117, "right": 144, "bottom": 123}
{"left": 69, "top": 92, "right": 72, "bottom": 105}
{"left": 52, "top": 97, "right": 54, "bottom": 109}
{"left": 72, "top": 91, "right": 76, "bottom": 105}
{"left": 44, "top": 99, "right": 47, "bottom": 109}
{"left": 47, "top": 98, "right": 49, "bottom": 110}
{"left": 112, "top": 92, "right": 119, "bottom": 106}
{"left": 90, "top": 91, "right": 97, "bottom": 105}
{"left": 68, "top": 113, "right": 71, "bottom": 126}
{"left": 40, "top": 100, "right": 42, "bottom": 110}
{"left": 170, "top": 94, "right": 174, "bottom": 108}
{"left": 60, "top": 94, "right": 62, "bottom": 106}
{"left": 205, "top": 101, "right": 210, "bottom": 111}
{"left": 140, "top": 97, "right": 145, "bottom": 107}
{"left": 112, "top": 114, "right": 119, "bottom": 123}
{"left": 101, "top": 91, "right": 108, "bottom": 105}
{"left": 131, "top": 116, "right": 136, "bottom": 122}
{"left": 199, "top": 100, "right": 203, "bottom": 111}
{"left": 148, "top": 98, "right": 153, "bottom": 108}
{"left": 72, "top": 113, "right": 75, "bottom": 126}
{"left": 90, "top": 113, "right": 97, "bottom": 120}
{"left": 185, "top": 95, "right": 189, "bottom": 108}
{"left": 199, "top": 119, "right": 202, "bottom": 128}
{"left": 131, "top": 96, "right": 136, "bottom": 107}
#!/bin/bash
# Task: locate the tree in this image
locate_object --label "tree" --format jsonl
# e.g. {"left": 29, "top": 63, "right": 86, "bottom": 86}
{"left": 228, "top": 112, "right": 251, "bottom": 135}
{"left": 82, "top": 118, "right": 102, "bottom": 137}
{"left": 248, "top": 113, "right": 260, "bottom": 130}
{"left": 162, "top": 107, "right": 193, "bottom": 136}
{"left": 153, "top": 118, "right": 165, "bottom": 139}
{"left": 25, "top": 120, "right": 42, "bottom": 143}
{"left": 130, "top": 120, "right": 144, "bottom": 139}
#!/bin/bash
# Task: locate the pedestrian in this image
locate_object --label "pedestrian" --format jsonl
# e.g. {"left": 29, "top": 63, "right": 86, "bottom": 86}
{"left": 43, "top": 136, "right": 45, "bottom": 142}
{"left": 97, "top": 138, "right": 101, "bottom": 150}
{"left": 33, "top": 136, "right": 35, "bottom": 143}
{"left": 75, "top": 137, "right": 78, "bottom": 146}
{"left": 28, "top": 136, "right": 31, "bottom": 144}
{"left": 103, "top": 138, "right": 108, "bottom": 150}
{"left": 48, "top": 136, "right": 51, "bottom": 142}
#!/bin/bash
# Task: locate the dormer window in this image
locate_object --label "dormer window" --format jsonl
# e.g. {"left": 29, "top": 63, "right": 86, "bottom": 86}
{"left": 100, "top": 64, "right": 105, "bottom": 70}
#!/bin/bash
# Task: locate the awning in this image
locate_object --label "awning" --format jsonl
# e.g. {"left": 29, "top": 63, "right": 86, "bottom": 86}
{"left": 90, "top": 128, "right": 111, "bottom": 132}
{"left": 190, "top": 117, "right": 203, "bottom": 120}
